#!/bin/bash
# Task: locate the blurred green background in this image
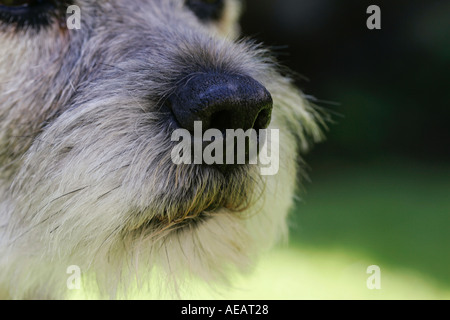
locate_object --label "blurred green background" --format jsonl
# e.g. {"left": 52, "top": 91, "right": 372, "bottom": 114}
{"left": 223, "top": 0, "right": 449, "bottom": 299}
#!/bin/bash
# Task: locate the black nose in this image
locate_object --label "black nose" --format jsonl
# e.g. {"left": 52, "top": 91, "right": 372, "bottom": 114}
{"left": 167, "top": 73, "right": 273, "bottom": 132}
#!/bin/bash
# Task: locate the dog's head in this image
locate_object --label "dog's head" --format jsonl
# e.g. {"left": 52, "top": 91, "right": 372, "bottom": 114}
{"left": 0, "top": 0, "right": 324, "bottom": 295}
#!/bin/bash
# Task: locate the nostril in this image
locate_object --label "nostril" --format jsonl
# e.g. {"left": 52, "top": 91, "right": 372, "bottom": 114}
{"left": 210, "top": 110, "right": 233, "bottom": 133}
{"left": 254, "top": 108, "right": 272, "bottom": 131}
{"left": 209, "top": 106, "right": 271, "bottom": 134}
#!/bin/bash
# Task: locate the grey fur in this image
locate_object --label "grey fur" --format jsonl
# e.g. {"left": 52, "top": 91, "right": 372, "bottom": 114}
{"left": 0, "top": 0, "right": 324, "bottom": 299}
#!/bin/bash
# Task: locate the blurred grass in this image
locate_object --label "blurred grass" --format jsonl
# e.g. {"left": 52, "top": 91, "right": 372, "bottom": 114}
{"left": 187, "top": 248, "right": 450, "bottom": 300}
{"left": 290, "top": 157, "right": 450, "bottom": 289}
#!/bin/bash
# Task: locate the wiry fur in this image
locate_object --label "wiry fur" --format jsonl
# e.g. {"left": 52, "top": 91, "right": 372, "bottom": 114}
{"left": 0, "top": 0, "right": 324, "bottom": 299}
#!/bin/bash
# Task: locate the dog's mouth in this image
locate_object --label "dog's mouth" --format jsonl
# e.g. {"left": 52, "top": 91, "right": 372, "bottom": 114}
{"left": 128, "top": 201, "right": 242, "bottom": 242}
{"left": 136, "top": 205, "right": 218, "bottom": 239}
{"left": 126, "top": 163, "right": 262, "bottom": 238}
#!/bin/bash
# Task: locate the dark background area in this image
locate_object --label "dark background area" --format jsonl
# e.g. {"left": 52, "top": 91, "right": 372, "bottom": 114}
{"left": 242, "top": 0, "right": 450, "bottom": 163}
{"left": 240, "top": 0, "right": 450, "bottom": 292}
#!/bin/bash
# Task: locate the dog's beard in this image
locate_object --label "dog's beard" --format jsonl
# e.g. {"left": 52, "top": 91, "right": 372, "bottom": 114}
{"left": 125, "top": 162, "right": 263, "bottom": 240}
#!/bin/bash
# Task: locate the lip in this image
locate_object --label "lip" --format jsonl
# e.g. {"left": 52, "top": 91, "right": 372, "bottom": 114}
{"left": 130, "top": 209, "right": 216, "bottom": 240}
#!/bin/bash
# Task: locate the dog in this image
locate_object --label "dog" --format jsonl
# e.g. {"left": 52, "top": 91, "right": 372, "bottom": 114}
{"left": 0, "top": 0, "right": 324, "bottom": 299}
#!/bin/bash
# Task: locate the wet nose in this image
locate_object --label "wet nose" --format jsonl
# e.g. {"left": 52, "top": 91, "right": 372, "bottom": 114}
{"left": 167, "top": 73, "right": 273, "bottom": 132}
